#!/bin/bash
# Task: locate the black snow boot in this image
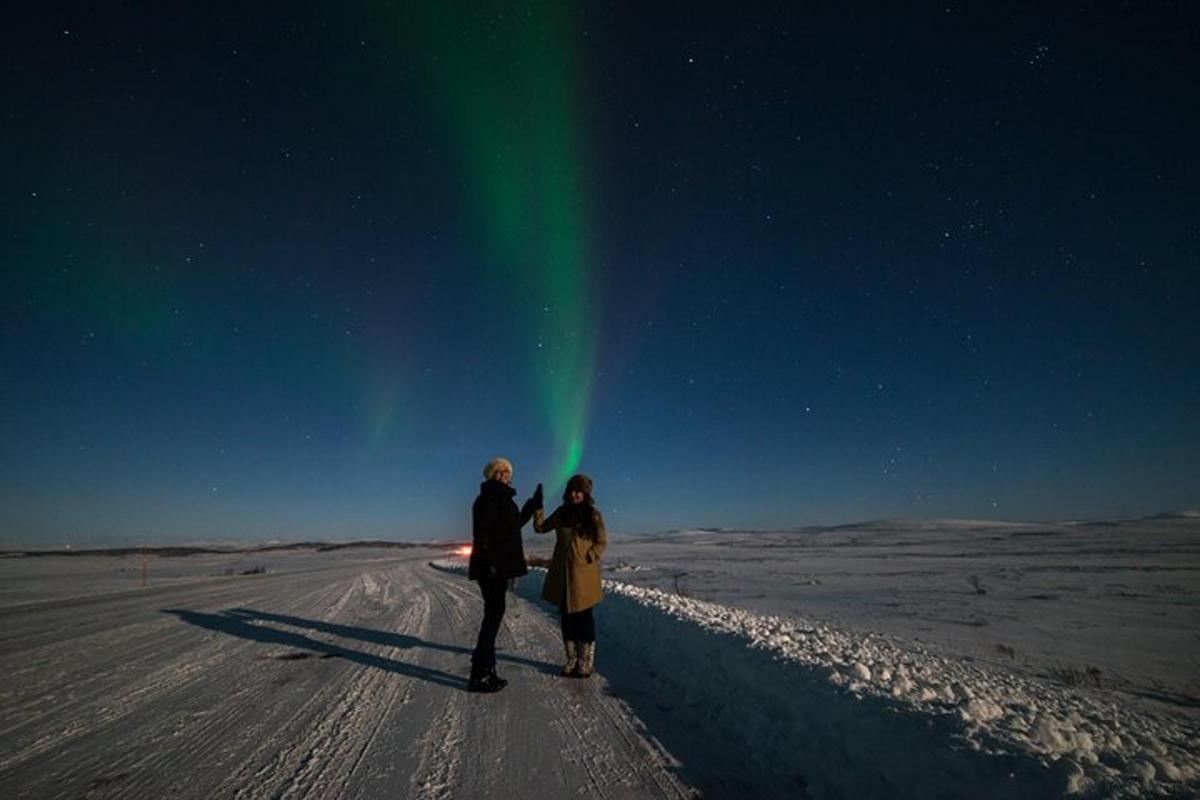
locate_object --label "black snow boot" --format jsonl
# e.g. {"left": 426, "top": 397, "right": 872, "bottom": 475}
{"left": 468, "top": 665, "right": 505, "bottom": 693}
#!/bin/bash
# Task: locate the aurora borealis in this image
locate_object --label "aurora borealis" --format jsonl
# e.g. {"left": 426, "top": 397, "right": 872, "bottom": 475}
{"left": 2, "top": 3, "right": 1197, "bottom": 545}
{"left": 397, "top": 3, "right": 598, "bottom": 485}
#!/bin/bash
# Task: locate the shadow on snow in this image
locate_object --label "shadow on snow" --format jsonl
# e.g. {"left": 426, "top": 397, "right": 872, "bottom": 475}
{"left": 161, "top": 606, "right": 559, "bottom": 692}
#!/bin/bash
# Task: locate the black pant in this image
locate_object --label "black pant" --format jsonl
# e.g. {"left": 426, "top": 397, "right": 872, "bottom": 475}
{"left": 472, "top": 573, "right": 508, "bottom": 671}
{"left": 560, "top": 606, "right": 595, "bottom": 643}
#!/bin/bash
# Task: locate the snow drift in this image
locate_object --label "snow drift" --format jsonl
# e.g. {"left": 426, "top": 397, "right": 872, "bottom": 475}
{"left": 434, "top": 560, "right": 1198, "bottom": 798}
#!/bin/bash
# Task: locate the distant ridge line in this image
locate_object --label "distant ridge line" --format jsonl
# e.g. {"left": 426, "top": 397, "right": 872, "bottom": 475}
{"left": 0, "top": 540, "right": 458, "bottom": 558}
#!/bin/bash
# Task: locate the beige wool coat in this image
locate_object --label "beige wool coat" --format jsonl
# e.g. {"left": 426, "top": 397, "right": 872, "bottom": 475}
{"left": 534, "top": 505, "right": 607, "bottom": 613}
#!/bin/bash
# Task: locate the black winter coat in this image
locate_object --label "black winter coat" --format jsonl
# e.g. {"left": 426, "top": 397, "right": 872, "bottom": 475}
{"left": 469, "top": 480, "right": 533, "bottom": 580}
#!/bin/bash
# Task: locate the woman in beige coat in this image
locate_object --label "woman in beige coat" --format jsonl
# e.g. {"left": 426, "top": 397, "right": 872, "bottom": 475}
{"left": 533, "top": 473, "right": 607, "bottom": 677}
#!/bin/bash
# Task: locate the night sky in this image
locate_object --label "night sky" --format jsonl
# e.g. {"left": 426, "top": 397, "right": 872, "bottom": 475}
{"left": 3, "top": 3, "right": 1197, "bottom": 545}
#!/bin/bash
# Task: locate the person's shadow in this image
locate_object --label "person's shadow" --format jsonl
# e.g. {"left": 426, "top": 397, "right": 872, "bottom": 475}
{"left": 161, "top": 607, "right": 558, "bottom": 692}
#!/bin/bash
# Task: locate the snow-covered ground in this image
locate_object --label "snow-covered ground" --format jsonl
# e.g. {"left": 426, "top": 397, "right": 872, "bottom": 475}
{"left": 556, "top": 515, "right": 1200, "bottom": 724}
{"left": 0, "top": 549, "right": 686, "bottom": 800}
{"left": 1, "top": 515, "right": 1197, "bottom": 798}
{"left": 523, "top": 514, "right": 1200, "bottom": 797}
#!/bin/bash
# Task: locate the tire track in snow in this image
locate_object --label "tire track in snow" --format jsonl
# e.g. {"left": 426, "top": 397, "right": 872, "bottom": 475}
{"left": 0, "top": 569, "right": 359, "bottom": 791}
{"left": 0, "top": 581, "right": 293, "bottom": 719}
{"left": 271, "top": 570, "right": 432, "bottom": 798}
{"left": 409, "top": 694, "right": 466, "bottom": 800}
{"left": 342, "top": 570, "right": 434, "bottom": 777}
{"left": 0, "top": 619, "right": 260, "bottom": 773}
{"left": 497, "top": 582, "right": 691, "bottom": 800}
{"left": 406, "top": 567, "right": 470, "bottom": 800}
{"left": 2, "top": 554, "right": 693, "bottom": 800}
{"left": 419, "top": 564, "right": 691, "bottom": 799}
{"left": 118, "top": 576, "right": 373, "bottom": 800}
{"left": 222, "top": 568, "right": 430, "bottom": 799}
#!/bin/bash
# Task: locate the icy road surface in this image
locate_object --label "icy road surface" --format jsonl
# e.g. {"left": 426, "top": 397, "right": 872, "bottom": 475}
{"left": 3, "top": 534, "right": 1196, "bottom": 799}
{"left": 0, "top": 550, "right": 688, "bottom": 800}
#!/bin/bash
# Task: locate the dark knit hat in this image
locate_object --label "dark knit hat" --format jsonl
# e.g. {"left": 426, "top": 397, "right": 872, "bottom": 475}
{"left": 565, "top": 473, "right": 593, "bottom": 497}
{"left": 562, "top": 474, "right": 598, "bottom": 536}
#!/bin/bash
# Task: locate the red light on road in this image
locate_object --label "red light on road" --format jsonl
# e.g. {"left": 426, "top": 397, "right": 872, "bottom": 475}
{"left": 456, "top": 544, "right": 472, "bottom": 557}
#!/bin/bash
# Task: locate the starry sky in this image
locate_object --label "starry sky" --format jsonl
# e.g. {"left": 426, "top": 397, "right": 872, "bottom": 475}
{"left": 3, "top": 2, "right": 1197, "bottom": 545}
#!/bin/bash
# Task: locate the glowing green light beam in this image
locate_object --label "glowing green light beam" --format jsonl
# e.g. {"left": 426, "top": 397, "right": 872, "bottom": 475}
{"left": 396, "top": 3, "right": 597, "bottom": 484}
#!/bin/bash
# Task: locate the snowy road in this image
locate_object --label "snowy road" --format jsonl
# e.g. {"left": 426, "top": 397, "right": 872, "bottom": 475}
{"left": 4, "top": 540, "right": 1196, "bottom": 798}
{"left": 0, "top": 552, "right": 688, "bottom": 800}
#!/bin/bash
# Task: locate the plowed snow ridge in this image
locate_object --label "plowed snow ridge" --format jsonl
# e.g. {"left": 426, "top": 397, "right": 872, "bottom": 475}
{"left": 461, "top": 561, "right": 1196, "bottom": 798}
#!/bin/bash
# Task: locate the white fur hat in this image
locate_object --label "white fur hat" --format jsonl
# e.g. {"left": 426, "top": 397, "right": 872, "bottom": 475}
{"left": 483, "top": 457, "right": 513, "bottom": 480}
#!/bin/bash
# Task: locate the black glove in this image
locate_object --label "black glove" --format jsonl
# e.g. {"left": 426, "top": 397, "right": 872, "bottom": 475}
{"left": 531, "top": 482, "right": 544, "bottom": 509}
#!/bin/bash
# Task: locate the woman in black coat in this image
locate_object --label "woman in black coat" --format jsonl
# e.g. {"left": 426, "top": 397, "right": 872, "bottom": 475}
{"left": 468, "top": 457, "right": 541, "bottom": 692}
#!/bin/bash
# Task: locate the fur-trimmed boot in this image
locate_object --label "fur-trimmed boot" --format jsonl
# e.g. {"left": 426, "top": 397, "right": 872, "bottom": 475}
{"left": 578, "top": 642, "right": 595, "bottom": 678}
{"left": 562, "top": 640, "right": 578, "bottom": 676}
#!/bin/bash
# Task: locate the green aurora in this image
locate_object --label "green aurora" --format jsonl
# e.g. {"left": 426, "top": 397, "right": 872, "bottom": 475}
{"left": 397, "top": 3, "right": 598, "bottom": 486}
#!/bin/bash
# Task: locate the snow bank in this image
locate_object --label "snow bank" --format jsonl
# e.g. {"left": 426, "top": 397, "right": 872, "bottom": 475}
{"left": 434, "top": 561, "right": 1197, "bottom": 798}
